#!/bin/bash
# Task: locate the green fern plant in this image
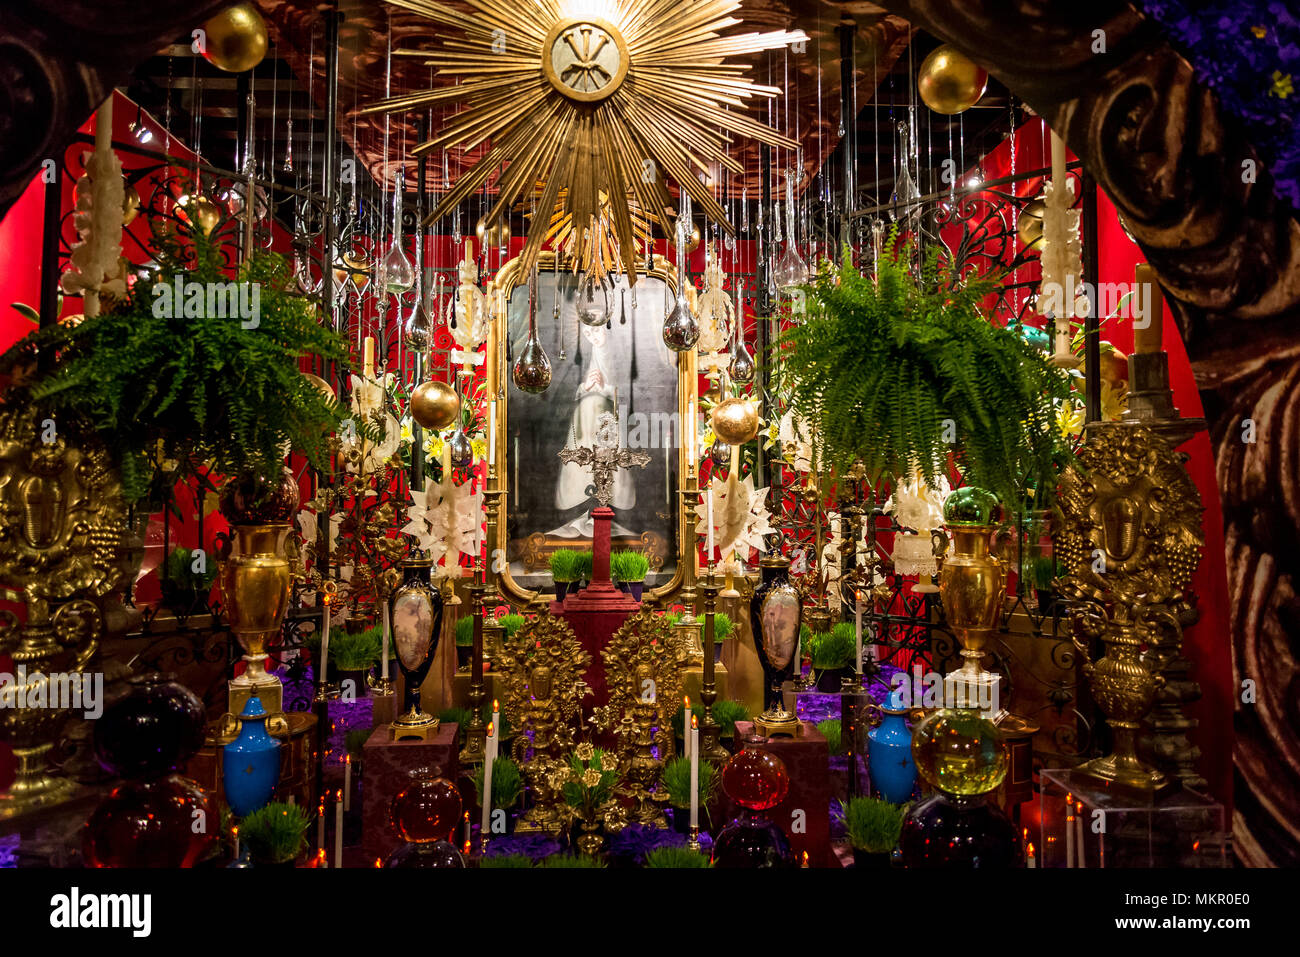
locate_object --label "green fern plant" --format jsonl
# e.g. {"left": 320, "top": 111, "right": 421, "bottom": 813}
{"left": 0, "top": 230, "right": 359, "bottom": 504}
{"left": 776, "top": 238, "right": 1071, "bottom": 506}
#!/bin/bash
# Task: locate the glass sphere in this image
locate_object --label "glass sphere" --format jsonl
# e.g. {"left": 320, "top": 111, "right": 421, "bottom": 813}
{"left": 391, "top": 768, "right": 462, "bottom": 843}
{"left": 721, "top": 742, "right": 789, "bottom": 811}
{"left": 899, "top": 792, "right": 1018, "bottom": 868}
{"left": 83, "top": 774, "right": 217, "bottom": 867}
{"left": 942, "top": 486, "right": 1000, "bottom": 527}
{"left": 384, "top": 840, "right": 466, "bottom": 868}
{"left": 911, "top": 708, "right": 1008, "bottom": 797}
{"left": 94, "top": 673, "right": 206, "bottom": 779}
{"left": 218, "top": 466, "right": 300, "bottom": 524}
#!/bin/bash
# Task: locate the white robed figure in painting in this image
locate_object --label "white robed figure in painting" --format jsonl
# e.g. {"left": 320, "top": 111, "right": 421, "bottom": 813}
{"left": 546, "top": 322, "right": 636, "bottom": 538}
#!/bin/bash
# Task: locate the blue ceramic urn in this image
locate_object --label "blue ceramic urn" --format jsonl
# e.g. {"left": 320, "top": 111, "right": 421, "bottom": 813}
{"left": 867, "top": 686, "right": 917, "bottom": 805}
{"left": 222, "top": 695, "right": 281, "bottom": 817}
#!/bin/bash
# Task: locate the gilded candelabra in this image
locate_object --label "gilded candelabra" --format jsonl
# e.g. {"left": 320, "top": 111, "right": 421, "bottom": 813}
{"left": 697, "top": 574, "right": 730, "bottom": 762}
{"left": 1057, "top": 422, "right": 1203, "bottom": 795}
{"left": 676, "top": 467, "right": 703, "bottom": 658}
{"left": 458, "top": 580, "right": 489, "bottom": 766}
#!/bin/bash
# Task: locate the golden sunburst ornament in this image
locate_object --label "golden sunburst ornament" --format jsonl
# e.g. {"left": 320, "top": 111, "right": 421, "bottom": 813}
{"left": 363, "top": 0, "right": 804, "bottom": 283}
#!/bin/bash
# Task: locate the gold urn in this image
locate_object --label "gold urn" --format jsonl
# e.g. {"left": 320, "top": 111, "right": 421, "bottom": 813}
{"left": 938, "top": 488, "right": 1006, "bottom": 691}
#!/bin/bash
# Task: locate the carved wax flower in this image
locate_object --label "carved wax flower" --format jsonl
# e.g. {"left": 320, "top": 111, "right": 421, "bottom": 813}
{"left": 575, "top": 742, "right": 595, "bottom": 762}
{"left": 582, "top": 768, "right": 602, "bottom": 788}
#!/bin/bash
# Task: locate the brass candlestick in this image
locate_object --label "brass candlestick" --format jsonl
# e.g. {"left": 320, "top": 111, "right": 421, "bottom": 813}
{"left": 459, "top": 581, "right": 489, "bottom": 765}
{"left": 698, "top": 573, "right": 729, "bottom": 763}
{"left": 676, "top": 470, "right": 703, "bottom": 658}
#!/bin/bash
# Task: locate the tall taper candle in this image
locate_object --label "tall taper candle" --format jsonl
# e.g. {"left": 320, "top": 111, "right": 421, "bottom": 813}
{"left": 1134, "top": 263, "right": 1163, "bottom": 354}
{"left": 343, "top": 754, "right": 352, "bottom": 812}
{"left": 689, "top": 715, "right": 700, "bottom": 830}
{"left": 481, "top": 723, "right": 495, "bottom": 842}
{"left": 319, "top": 597, "right": 331, "bottom": 685}
{"left": 683, "top": 696, "right": 692, "bottom": 758}
{"left": 334, "top": 790, "right": 343, "bottom": 868}
{"left": 380, "top": 599, "right": 390, "bottom": 684}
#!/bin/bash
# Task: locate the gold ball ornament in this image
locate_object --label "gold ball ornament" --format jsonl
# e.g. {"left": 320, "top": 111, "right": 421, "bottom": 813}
{"left": 1016, "top": 198, "right": 1045, "bottom": 246}
{"left": 711, "top": 396, "right": 759, "bottom": 446}
{"left": 122, "top": 185, "right": 141, "bottom": 226}
{"left": 179, "top": 194, "right": 222, "bottom": 235}
{"left": 475, "top": 217, "right": 511, "bottom": 248}
{"left": 410, "top": 380, "right": 461, "bottom": 431}
{"left": 918, "top": 45, "right": 988, "bottom": 115}
{"left": 201, "top": 3, "right": 269, "bottom": 74}
{"left": 671, "top": 222, "right": 701, "bottom": 255}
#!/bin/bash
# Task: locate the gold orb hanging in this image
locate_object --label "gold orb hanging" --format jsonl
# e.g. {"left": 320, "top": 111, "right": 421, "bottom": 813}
{"left": 201, "top": 3, "right": 269, "bottom": 74}
{"left": 178, "top": 194, "right": 222, "bottom": 235}
{"left": 122, "top": 185, "right": 141, "bottom": 226}
{"left": 475, "top": 217, "right": 511, "bottom": 249}
{"left": 671, "top": 222, "right": 702, "bottom": 255}
{"left": 711, "top": 397, "right": 759, "bottom": 446}
{"left": 1016, "top": 198, "right": 1046, "bottom": 246}
{"left": 410, "top": 380, "right": 461, "bottom": 431}
{"left": 918, "top": 45, "right": 987, "bottom": 115}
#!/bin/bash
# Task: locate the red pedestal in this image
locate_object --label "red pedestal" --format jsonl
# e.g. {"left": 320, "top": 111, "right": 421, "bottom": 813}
{"left": 723, "top": 722, "right": 833, "bottom": 867}
{"left": 555, "top": 506, "right": 640, "bottom": 721}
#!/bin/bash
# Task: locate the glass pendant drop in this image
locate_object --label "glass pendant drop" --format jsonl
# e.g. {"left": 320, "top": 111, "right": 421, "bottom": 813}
{"left": 773, "top": 173, "right": 809, "bottom": 290}
{"left": 381, "top": 169, "right": 416, "bottom": 294}
{"left": 662, "top": 222, "right": 698, "bottom": 352}
{"left": 576, "top": 271, "right": 610, "bottom": 327}
{"left": 513, "top": 267, "right": 552, "bottom": 393}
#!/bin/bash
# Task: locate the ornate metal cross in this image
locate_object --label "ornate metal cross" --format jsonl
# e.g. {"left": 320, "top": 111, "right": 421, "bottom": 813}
{"left": 558, "top": 412, "right": 650, "bottom": 509}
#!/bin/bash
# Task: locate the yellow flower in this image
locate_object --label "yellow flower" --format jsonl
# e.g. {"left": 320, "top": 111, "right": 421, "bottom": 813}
{"left": 582, "top": 768, "right": 602, "bottom": 788}
{"left": 1251, "top": 25, "right": 1268, "bottom": 39}
{"left": 1272, "top": 70, "right": 1293, "bottom": 100}
{"left": 424, "top": 435, "right": 444, "bottom": 458}
{"left": 575, "top": 742, "right": 594, "bottom": 762}
{"left": 1055, "top": 400, "right": 1085, "bottom": 440}
{"left": 600, "top": 752, "right": 618, "bottom": 772}
{"left": 471, "top": 438, "right": 488, "bottom": 460}
{"left": 399, "top": 419, "right": 414, "bottom": 446}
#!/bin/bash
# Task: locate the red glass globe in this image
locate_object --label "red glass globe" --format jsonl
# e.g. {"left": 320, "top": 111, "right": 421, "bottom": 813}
{"left": 721, "top": 743, "right": 790, "bottom": 811}
{"left": 391, "top": 767, "right": 461, "bottom": 843}
{"left": 83, "top": 775, "right": 217, "bottom": 867}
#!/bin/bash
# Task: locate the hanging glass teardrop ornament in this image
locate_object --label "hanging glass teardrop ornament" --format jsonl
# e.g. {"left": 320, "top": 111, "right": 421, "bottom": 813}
{"left": 576, "top": 271, "right": 610, "bottom": 327}
{"left": 730, "top": 295, "right": 756, "bottom": 384}
{"left": 554, "top": 255, "right": 566, "bottom": 360}
{"left": 405, "top": 272, "right": 434, "bottom": 350}
{"left": 710, "top": 437, "right": 730, "bottom": 468}
{"left": 381, "top": 169, "right": 415, "bottom": 294}
{"left": 513, "top": 266, "right": 552, "bottom": 393}
{"left": 773, "top": 173, "right": 809, "bottom": 290}
{"left": 448, "top": 426, "right": 474, "bottom": 469}
{"left": 283, "top": 118, "right": 294, "bottom": 172}
{"left": 662, "top": 205, "right": 699, "bottom": 352}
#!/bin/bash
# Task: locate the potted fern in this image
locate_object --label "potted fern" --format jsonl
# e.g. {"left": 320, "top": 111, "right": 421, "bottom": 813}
{"left": 550, "top": 549, "right": 579, "bottom": 601}
{"left": 776, "top": 239, "right": 1071, "bottom": 511}
{"left": 842, "top": 796, "right": 907, "bottom": 869}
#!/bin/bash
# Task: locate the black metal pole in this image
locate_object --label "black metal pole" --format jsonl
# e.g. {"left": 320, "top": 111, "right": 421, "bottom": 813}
{"left": 837, "top": 17, "right": 856, "bottom": 253}
{"left": 38, "top": 164, "right": 61, "bottom": 333}
{"left": 1082, "top": 172, "right": 1101, "bottom": 424}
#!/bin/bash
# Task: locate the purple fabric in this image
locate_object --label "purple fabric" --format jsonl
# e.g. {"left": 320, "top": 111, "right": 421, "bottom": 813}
{"left": 1137, "top": 1, "right": 1300, "bottom": 211}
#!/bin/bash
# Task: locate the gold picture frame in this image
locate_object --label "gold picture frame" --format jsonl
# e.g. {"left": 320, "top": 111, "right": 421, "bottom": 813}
{"left": 486, "top": 251, "right": 696, "bottom": 608}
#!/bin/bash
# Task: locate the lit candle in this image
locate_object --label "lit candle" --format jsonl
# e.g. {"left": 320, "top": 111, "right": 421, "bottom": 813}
{"left": 1075, "top": 802, "right": 1087, "bottom": 868}
{"left": 689, "top": 715, "right": 700, "bottom": 830}
{"left": 343, "top": 754, "right": 352, "bottom": 812}
{"left": 854, "top": 592, "right": 863, "bottom": 674}
{"left": 380, "top": 599, "right": 390, "bottom": 686}
{"left": 492, "top": 699, "right": 501, "bottom": 751}
{"left": 232, "top": 825, "right": 239, "bottom": 861}
{"left": 481, "top": 722, "right": 495, "bottom": 842}
{"left": 319, "top": 596, "right": 331, "bottom": 685}
{"left": 1027, "top": 839, "right": 1037, "bottom": 869}
{"left": 683, "top": 696, "right": 692, "bottom": 758}
{"left": 1134, "top": 263, "right": 1163, "bottom": 354}
{"left": 1065, "top": 793, "right": 1075, "bottom": 868}
{"left": 334, "top": 789, "right": 344, "bottom": 869}
{"left": 317, "top": 799, "right": 326, "bottom": 856}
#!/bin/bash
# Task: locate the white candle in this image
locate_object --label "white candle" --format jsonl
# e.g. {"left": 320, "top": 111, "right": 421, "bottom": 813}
{"left": 334, "top": 790, "right": 344, "bottom": 868}
{"left": 381, "top": 600, "right": 390, "bottom": 683}
{"left": 343, "top": 755, "right": 352, "bottom": 812}
{"left": 689, "top": 717, "right": 700, "bottom": 829}
{"left": 664, "top": 438, "right": 670, "bottom": 504}
{"left": 319, "top": 599, "right": 331, "bottom": 684}
{"left": 233, "top": 826, "right": 240, "bottom": 860}
{"left": 488, "top": 400, "right": 496, "bottom": 458}
{"left": 481, "top": 723, "right": 495, "bottom": 840}
{"left": 1075, "top": 803, "right": 1087, "bottom": 868}
{"left": 1065, "top": 793, "right": 1075, "bottom": 868}
{"left": 317, "top": 801, "right": 325, "bottom": 855}
{"left": 683, "top": 696, "right": 692, "bottom": 758}
{"left": 706, "top": 487, "right": 714, "bottom": 561}
{"left": 492, "top": 699, "right": 501, "bottom": 749}
{"left": 855, "top": 595, "right": 863, "bottom": 673}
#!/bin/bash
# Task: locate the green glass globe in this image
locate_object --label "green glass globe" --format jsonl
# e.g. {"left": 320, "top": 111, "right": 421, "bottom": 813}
{"left": 911, "top": 708, "right": 1008, "bottom": 797}
{"left": 943, "top": 486, "right": 1001, "bottom": 526}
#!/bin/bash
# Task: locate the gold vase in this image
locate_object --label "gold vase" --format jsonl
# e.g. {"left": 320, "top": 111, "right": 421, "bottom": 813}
{"left": 217, "top": 523, "right": 291, "bottom": 714}
{"left": 1075, "top": 613, "right": 1170, "bottom": 793}
{"left": 938, "top": 524, "right": 1006, "bottom": 681}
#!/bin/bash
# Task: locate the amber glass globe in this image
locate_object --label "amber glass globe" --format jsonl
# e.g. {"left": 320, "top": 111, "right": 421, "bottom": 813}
{"left": 942, "top": 486, "right": 1000, "bottom": 527}
{"left": 721, "top": 742, "right": 790, "bottom": 811}
{"left": 911, "top": 708, "right": 1008, "bottom": 797}
{"left": 391, "top": 767, "right": 461, "bottom": 843}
